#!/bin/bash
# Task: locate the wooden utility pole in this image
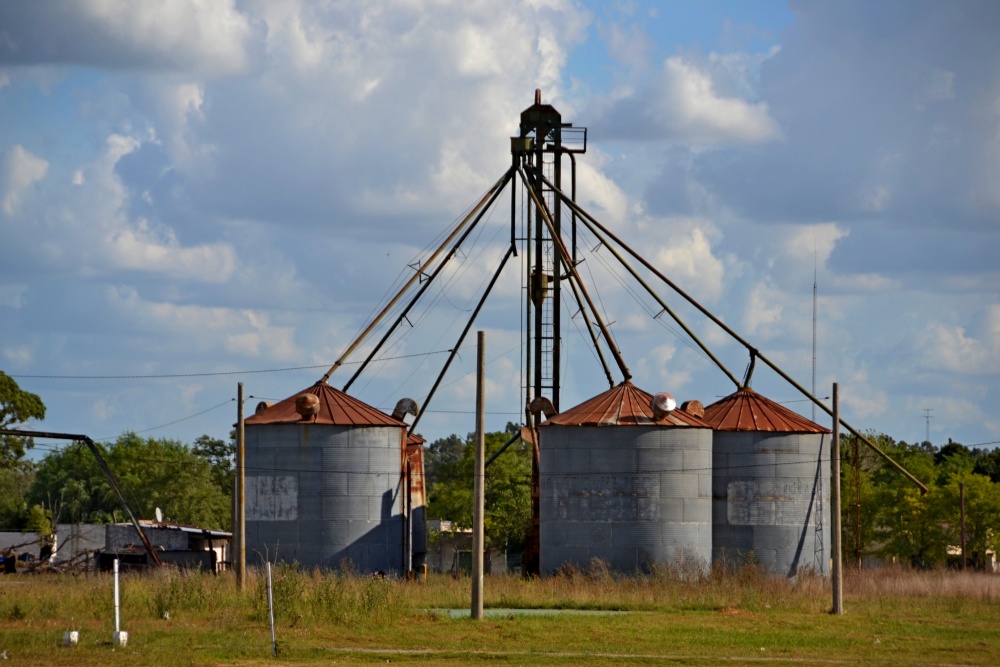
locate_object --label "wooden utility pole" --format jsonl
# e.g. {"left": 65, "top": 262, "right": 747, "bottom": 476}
{"left": 831, "top": 382, "right": 843, "bottom": 614}
{"left": 853, "top": 435, "right": 862, "bottom": 571}
{"left": 960, "top": 481, "right": 966, "bottom": 569}
{"left": 237, "top": 382, "right": 246, "bottom": 591}
{"left": 471, "top": 331, "right": 485, "bottom": 620}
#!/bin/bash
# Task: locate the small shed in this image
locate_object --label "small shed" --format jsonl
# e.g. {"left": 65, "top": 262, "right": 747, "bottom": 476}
{"left": 100, "top": 520, "right": 231, "bottom": 572}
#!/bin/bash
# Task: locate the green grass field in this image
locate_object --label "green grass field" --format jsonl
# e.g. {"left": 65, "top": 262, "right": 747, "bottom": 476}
{"left": 2, "top": 565, "right": 998, "bottom": 665}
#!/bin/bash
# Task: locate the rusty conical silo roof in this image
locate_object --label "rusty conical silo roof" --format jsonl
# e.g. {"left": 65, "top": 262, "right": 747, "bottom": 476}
{"left": 702, "top": 386, "right": 830, "bottom": 433}
{"left": 245, "top": 382, "right": 405, "bottom": 427}
{"left": 541, "top": 382, "right": 709, "bottom": 427}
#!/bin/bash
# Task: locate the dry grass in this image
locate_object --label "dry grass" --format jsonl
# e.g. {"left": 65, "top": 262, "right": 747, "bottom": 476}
{"left": 407, "top": 558, "right": 830, "bottom": 614}
{"left": 846, "top": 566, "right": 1000, "bottom": 599}
{"left": 2, "top": 564, "right": 998, "bottom": 665}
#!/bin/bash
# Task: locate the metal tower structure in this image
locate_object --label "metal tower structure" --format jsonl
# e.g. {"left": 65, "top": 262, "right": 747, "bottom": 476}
{"left": 511, "top": 90, "right": 588, "bottom": 413}
{"left": 316, "top": 90, "right": 928, "bottom": 575}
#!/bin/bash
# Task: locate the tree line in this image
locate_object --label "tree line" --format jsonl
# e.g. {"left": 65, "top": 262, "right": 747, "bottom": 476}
{"left": 0, "top": 432, "right": 235, "bottom": 533}
{"left": 842, "top": 433, "right": 1000, "bottom": 569}
{"left": 1, "top": 371, "right": 234, "bottom": 533}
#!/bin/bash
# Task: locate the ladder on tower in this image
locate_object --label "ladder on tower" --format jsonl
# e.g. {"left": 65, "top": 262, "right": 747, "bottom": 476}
{"left": 532, "top": 153, "right": 560, "bottom": 407}
{"left": 814, "top": 439, "right": 826, "bottom": 572}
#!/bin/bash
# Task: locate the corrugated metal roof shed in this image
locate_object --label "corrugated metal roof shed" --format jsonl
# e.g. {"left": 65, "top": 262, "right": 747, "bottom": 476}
{"left": 541, "top": 381, "right": 709, "bottom": 427}
{"left": 702, "top": 386, "right": 830, "bottom": 433}
{"left": 245, "top": 381, "right": 405, "bottom": 427}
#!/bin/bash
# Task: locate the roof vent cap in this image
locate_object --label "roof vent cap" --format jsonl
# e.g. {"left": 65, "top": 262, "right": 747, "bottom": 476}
{"left": 528, "top": 396, "right": 556, "bottom": 420}
{"left": 680, "top": 399, "right": 704, "bottom": 419}
{"left": 650, "top": 392, "right": 677, "bottom": 420}
{"left": 295, "top": 393, "right": 320, "bottom": 418}
{"left": 391, "top": 398, "right": 419, "bottom": 422}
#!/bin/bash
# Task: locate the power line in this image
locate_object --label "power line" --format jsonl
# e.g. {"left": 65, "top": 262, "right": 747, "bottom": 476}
{"left": 8, "top": 349, "right": 458, "bottom": 380}
{"left": 98, "top": 398, "right": 236, "bottom": 440}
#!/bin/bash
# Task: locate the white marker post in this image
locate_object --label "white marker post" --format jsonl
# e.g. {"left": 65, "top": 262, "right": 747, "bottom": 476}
{"left": 112, "top": 558, "right": 128, "bottom": 647}
{"left": 266, "top": 562, "right": 277, "bottom": 657}
{"left": 831, "top": 383, "right": 843, "bottom": 615}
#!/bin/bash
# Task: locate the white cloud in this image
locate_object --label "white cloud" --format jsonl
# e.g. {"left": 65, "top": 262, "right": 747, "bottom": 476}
{"left": 839, "top": 366, "right": 888, "bottom": 421}
{"left": 107, "top": 222, "right": 235, "bottom": 283}
{"left": 914, "top": 67, "right": 955, "bottom": 110}
{"left": 453, "top": 23, "right": 506, "bottom": 78}
{"left": 92, "top": 397, "right": 119, "bottom": 422}
{"left": 742, "top": 282, "right": 784, "bottom": 338}
{"left": 1, "top": 0, "right": 995, "bottom": 453}
{"left": 0, "top": 1, "right": 255, "bottom": 75}
{"left": 602, "top": 21, "right": 653, "bottom": 72}
{"left": 132, "top": 81, "right": 214, "bottom": 175}
{"left": 636, "top": 342, "right": 692, "bottom": 394}
{"left": 2, "top": 145, "right": 48, "bottom": 216}
{"left": 782, "top": 222, "right": 847, "bottom": 265}
{"left": 859, "top": 185, "right": 891, "bottom": 212}
{"left": 11, "top": 132, "right": 239, "bottom": 283}
{"left": 916, "top": 306, "right": 1000, "bottom": 375}
{"left": 657, "top": 55, "right": 783, "bottom": 144}
{"left": 0, "top": 284, "right": 27, "bottom": 309}
{"left": 154, "top": 0, "right": 591, "bottom": 229}
{"left": 576, "top": 152, "right": 632, "bottom": 227}
{"left": 225, "top": 324, "right": 298, "bottom": 360}
{"left": 652, "top": 224, "right": 726, "bottom": 302}
{"left": 830, "top": 273, "right": 897, "bottom": 293}
{"left": 250, "top": 0, "right": 329, "bottom": 72}
{"left": 107, "top": 286, "right": 301, "bottom": 361}
{"left": 588, "top": 50, "right": 783, "bottom": 145}
{"left": 3, "top": 345, "right": 32, "bottom": 365}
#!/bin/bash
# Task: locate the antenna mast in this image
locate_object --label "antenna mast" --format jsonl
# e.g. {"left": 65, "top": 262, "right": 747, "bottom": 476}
{"left": 812, "top": 247, "right": 818, "bottom": 422}
{"left": 923, "top": 408, "right": 933, "bottom": 445}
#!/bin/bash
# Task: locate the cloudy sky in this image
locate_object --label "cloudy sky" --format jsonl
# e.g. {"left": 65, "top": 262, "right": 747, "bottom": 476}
{"left": 2, "top": 0, "right": 998, "bottom": 458}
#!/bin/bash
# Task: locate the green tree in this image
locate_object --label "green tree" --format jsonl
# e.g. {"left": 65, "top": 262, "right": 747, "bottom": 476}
{"left": 840, "top": 433, "right": 883, "bottom": 566}
{"left": 192, "top": 432, "right": 235, "bottom": 497}
{"left": 423, "top": 433, "right": 464, "bottom": 490}
{"left": 0, "top": 466, "right": 35, "bottom": 529}
{"left": 940, "top": 472, "right": 1000, "bottom": 568}
{"left": 29, "top": 441, "right": 106, "bottom": 524}
{"left": 934, "top": 440, "right": 974, "bottom": 485}
{"left": 0, "top": 371, "right": 46, "bottom": 469}
{"left": 971, "top": 448, "right": 1000, "bottom": 483}
{"left": 871, "top": 439, "right": 947, "bottom": 568}
{"left": 26, "top": 504, "right": 54, "bottom": 537}
{"left": 29, "top": 433, "right": 231, "bottom": 530}
{"left": 426, "top": 424, "right": 531, "bottom": 552}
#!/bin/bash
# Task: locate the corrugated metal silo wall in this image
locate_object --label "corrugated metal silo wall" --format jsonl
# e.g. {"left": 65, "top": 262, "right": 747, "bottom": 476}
{"left": 245, "top": 423, "right": 405, "bottom": 574}
{"left": 712, "top": 431, "right": 831, "bottom": 576}
{"left": 539, "top": 425, "right": 712, "bottom": 575}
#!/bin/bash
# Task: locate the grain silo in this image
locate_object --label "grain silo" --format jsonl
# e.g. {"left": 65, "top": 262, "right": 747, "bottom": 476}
{"left": 538, "top": 382, "right": 713, "bottom": 574}
{"left": 243, "top": 382, "right": 408, "bottom": 574}
{"left": 704, "top": 386, "right": 831, "bottom": 577}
